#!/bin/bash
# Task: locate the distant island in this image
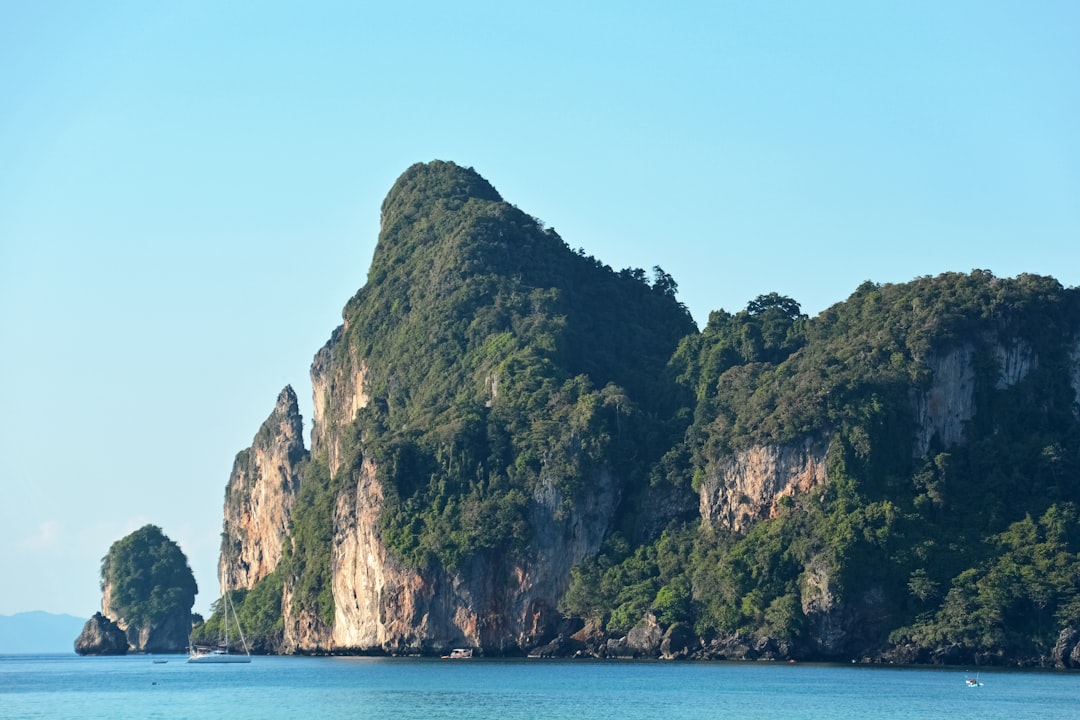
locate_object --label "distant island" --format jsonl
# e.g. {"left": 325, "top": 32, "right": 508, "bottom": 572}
{"left": 75, "top": 524, "right": 198, "bottom": 655}
{"left": 187, "top": 161, "right": 1080, "bottom": 668}
{"left": 1, "top": 612, "right": 87, "bottom": 654}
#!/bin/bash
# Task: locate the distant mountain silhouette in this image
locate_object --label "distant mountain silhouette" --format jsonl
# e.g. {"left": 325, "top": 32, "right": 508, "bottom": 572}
{"left": 0, "top": 612, "right": 88, "bottom": 654}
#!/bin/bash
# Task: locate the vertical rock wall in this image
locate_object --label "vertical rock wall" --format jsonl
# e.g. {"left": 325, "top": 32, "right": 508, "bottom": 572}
{"left": 220, "top": 386, "right": 307, "bottom": 593}
{"left": 305, "top": 331, "right": 620, "bottom": 653}
{"left": 698, "top": 436, "right": 829, "bottom": 532}
{"left": 324, "top": 457, "right": 618, "bottom": 654}
{"left": 994, "top": 339, "right": 1036, "bottom": 389}
{"left": 101, "top": 577, "right": 190, "bottom": 653}
{"left": 911, "top": 339, "right": 1040, "bottom": 458}
{"left": 910, "top": 345, "right": 977, "bottom": 458}
{"left": 310, "top": 327, "right": 370, "bottom": 477}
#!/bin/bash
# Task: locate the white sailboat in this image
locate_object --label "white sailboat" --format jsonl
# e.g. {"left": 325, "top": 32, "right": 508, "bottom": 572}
{"left": 187, "top": 573, "right": 251, "bottom": 664}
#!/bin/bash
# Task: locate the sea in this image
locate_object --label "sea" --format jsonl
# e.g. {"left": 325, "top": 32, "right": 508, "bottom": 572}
{"left": 1, "top": 654, "right": 1077, "bottom": 720}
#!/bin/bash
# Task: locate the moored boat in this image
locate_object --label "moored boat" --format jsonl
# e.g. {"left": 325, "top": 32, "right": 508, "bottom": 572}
{"left": 188, "top": 647, "right": 251, "bottom": 664}
{"left": 442, "top": 648, "right": 473, "bottom": 659}
{"left": 187, "top": 570, "right": 251, "bottom": 664}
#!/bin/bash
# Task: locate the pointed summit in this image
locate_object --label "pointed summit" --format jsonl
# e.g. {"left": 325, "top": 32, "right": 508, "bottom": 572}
{"left": 274, "top": 385, "right": 300, "bottom": 419}
{"left": 360, "top": 160, "right": 516, "bottom": 307}
{"left": 380, "top": 160, "right": 502, "bottom": 231}
{"left": 220, "top": 386, "right": 308, "bottom": 593}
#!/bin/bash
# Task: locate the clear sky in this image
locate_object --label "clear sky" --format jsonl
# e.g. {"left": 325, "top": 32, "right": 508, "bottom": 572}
{"left": 1, "top": 1, "right": 1077, "bottom": 619}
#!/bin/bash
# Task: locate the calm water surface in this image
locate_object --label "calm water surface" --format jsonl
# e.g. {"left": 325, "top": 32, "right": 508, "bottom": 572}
{"left": 1, "top": 654, "right": 1076, "bottom": 719}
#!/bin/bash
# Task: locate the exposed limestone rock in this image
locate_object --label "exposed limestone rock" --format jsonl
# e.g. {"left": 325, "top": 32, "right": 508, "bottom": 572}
{"left": 527, "top": 633, "right": 586, "bottom": 658}
{"left": 327, "top": 456, "right": 395, "bottom": 652}
{"left": 911, "top": 345, "right": 976, "bottom": 457}
{"left": 698, "top": 436, "right": 828, "bottom": 532}
{"left": 310, "top": 330, "right": 370, "bottom": 478}
{"left": 801, "top": 557, "right": 891, "bottom": 660}
{"left": 630, "top": 473, "right": 699, "bottom": 544}
{"left": 1052, "top": 627, "right": 1079, "bottom": 669}
{"left": 74, "top": 612, "right": 128, "bottom": 655}
{"left": 282, "top": 582, "right": 334, "bottom": 653}
{"left": 624, "top": 612, "right": 662, "bottom": 656}
{"left": 691, "top": 632, "right": 795, "bottom": 661}
{"left": 994, "top": 340, "right": 1036, "bottom": 389}
{"left": 912, "top": 339, "right": 1042, "bottom": 457}
{"left": 277, "top": 249, "right": 621, "bottom": 655}
{"left": 660, "top": 623, "right": 698, "bottom": 660}
{"left": 101, "top": 572, "right": 191, "bottom": 653}
{"left": 569, "top": 618, "right": 607, "bottom": 656}
{"left": 797, "top": 553, "right": 855, "bottom": 657}
{"left": 116, "top": 612, "right": 191, "bottom": 654}
{"left": 221, "top": 386, "right": 307, "bottom": 592}
{"left": 596, "top": 615, "right": 674, "bottom": 660}
{"left": 324, "top": 456, "right": 618, "bottom": 655}
{"left": 523, "top": 467, "right": 618, "bottom": 638}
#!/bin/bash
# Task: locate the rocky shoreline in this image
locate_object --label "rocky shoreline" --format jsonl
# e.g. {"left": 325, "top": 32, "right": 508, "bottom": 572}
{"left": 525, "top": 616, "right": 1080, "bottom": 670}
{"left": 208, "top": 613, "right": 1080, "bottom": 671}
{"left": 74, "top": 613, "right": 128, "bottom": 656}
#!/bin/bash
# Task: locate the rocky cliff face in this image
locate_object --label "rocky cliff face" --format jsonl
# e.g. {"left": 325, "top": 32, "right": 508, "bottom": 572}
{"left": 310, "top": 330, "right": 370, "bottom": 477}
{"left": 74, "top": 612, "right": 128, "bottom": 655}
{"left": 994, "top": 339, "right": 1036, "bottom": 389}
{"left": 698, "top": 436, "right": 829, "bottom": 532}
{"left": 911, "top": 339, "right": 1039, "bottom": 457}
{"left": 100, "top": 583, "right": 190, "bottom": 653}
{"left": 218, "top": 166, "right": 1080, "bottom": 664}
{"left": 279, "top": 305, "right": 625, "bottom": 654}
{"left": 221, "top": 386, "right": 307, "bottom": 593}
{"left": 911, "top": 345, "right": 977, "bottom": 458}
{"left": 270, "top": 161, "right": 666, "bottom": 654}
{"left": 286, "top": 454, "right": 619, "bottom": 654}
{"left": 696, "top": 340, "right": 1039, "bottom": 536}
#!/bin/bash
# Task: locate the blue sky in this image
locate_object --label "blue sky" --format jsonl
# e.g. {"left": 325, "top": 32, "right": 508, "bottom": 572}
{"left": 1, "top": 1, "right": 1077, "bottom": 619}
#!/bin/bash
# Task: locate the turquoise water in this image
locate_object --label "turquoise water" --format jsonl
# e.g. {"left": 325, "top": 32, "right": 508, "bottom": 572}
{"left": 1, "top": 654, "right": 1077, "bottom": 719}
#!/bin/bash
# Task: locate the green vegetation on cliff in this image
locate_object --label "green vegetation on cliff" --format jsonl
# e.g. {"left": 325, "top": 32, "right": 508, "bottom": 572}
{"left": 285, "top": 161, "right": 695, "bottom": 618}
{"left": 101, "top": 525, "right": 197, "bottom": 630}
{"left": 191, "top": 569, "right": 283, "bottom": 652}
{"left": 243, "top": 160, "right": 1080, "bottom": 664}
{"left": 565, "top": 271, "right": 1080, "bottom": 662}
{"left": 280, "top": 456, "right": 339, "bottom": 626}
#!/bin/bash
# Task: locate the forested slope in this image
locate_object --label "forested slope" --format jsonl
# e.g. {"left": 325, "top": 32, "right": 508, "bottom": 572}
{"left": 565, "top": 272, "right": 1080, "bottom": 664}
{"left": 203, "top": 162, "right": 1080, "bottom": 666}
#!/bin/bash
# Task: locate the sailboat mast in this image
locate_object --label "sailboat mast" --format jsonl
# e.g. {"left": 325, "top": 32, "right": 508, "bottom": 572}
{"left": 221, "top": 567, "right": 228, "bottom": 650}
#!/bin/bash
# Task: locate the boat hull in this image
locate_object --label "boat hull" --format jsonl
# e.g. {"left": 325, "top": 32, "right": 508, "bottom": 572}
{"left": 187, "top": 652, "right": 251, "bottom": 664}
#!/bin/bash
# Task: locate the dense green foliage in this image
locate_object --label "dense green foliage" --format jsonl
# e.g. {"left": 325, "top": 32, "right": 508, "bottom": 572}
{"left": 284, "top": 161, "right": 695, "bottom": 618}
{"left": 191, "top": 569, "right": 284, "bottom": 651}
{"left": 259, "top": 160, "right": 1080, "bottom": 662}
{"left": 280, "top": 456, "right": 341, "bottom": 626}
{"left": 100, "top": 525, "right": 197, "bottom": 628}
{"left": 565, "top": 271, "right": 1080, "bottom": 661}
{"left": 893, "top": 504, "right": 1080, "bottom": 656}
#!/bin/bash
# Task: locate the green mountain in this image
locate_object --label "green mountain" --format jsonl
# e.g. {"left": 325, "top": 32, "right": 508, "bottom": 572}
{"left": 567, "top": 272, "right": 1080, "bottom": 664}
{"left": 208, "top": 161, "right": 1080, "bottom": 666}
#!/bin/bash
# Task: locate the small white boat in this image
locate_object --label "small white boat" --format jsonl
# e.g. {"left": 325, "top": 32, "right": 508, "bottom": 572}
{"left": 965, "top": 674, "right": 983, "bottom": 688}
{"left": 188, "top": 647, "right": 251, "bottom": 664}
{"left": 443, "top": 648, "right": 473, "bottom": 659}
